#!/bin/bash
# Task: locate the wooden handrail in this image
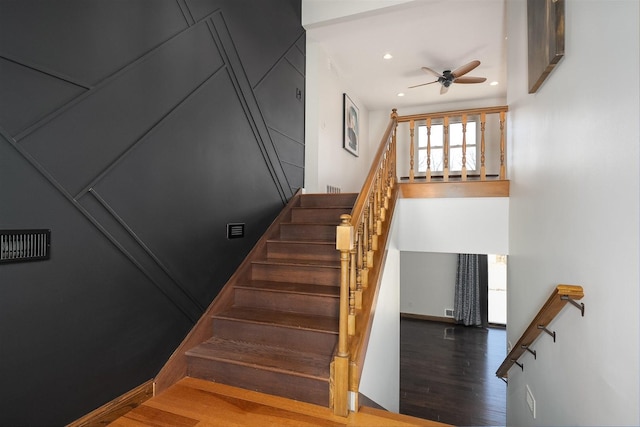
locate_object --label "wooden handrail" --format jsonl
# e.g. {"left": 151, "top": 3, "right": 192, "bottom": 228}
{"left": 396, "top": 105, "right": 509, "bottom": 123}
{"left": 496, "top": 284, "right": 584, "bottom": 379}
{"left": 332, "top": 109, "right": 399, "bottom": 416}
{"left": 350, "top": 111, "right": 399, "bottom": 228}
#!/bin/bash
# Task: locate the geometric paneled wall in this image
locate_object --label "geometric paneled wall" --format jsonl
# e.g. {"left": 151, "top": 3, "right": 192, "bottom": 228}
{"left": 0, "top": 0, "right": 304, "bottom": 424}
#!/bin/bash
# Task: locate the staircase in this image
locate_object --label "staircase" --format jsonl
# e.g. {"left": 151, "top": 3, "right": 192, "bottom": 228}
{"left": 184, "top": 193, "right": 358, "bottom": 406}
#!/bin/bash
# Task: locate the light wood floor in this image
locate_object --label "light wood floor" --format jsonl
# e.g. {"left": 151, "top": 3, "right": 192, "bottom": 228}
{"left": 110, "top": 377, "right": 450, "bottom": 427}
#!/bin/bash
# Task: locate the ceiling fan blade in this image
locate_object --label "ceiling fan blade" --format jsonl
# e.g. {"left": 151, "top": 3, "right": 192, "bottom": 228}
{"left": 454, "top": 76, "right": 487, "bottom": 84}
{"left": 408, "top": 80, "right": 438, "bottom": 89}
{"left": 421, "top": 66, "right": 442, "bottom": 78}
{"left": 451, "top": 60, "right": 481, "bottom": 78}
{"left": 440, "top": 84, "right": 449, "bottom": 95}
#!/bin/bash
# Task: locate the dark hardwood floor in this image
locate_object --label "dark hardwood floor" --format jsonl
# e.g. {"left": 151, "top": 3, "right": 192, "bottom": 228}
{"left": 400, "top": 318, "right": 507, "bottom": 426}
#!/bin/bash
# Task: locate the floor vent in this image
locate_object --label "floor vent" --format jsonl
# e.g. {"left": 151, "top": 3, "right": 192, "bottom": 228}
{"left": 1, "top": 229, "right": 51, "bottom": 264}
{"left": 226, "top": 223, "right": 245, "bottom": 239}
{"left": 326, "top": 185, "right": 341, "bottom": 193}
{"left": 444, "top": 327, "right": 456, "bottom": 341}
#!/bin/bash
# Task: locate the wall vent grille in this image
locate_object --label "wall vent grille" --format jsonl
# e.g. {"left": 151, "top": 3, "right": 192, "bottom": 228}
{"left": 326, "top": 185, "right": 341, "bottom": 193}
{"left": 1, "top": 229, "right": 51, "bottom": 264}
{"left": 226, "top": 223, "right": 245, "bottom": 239}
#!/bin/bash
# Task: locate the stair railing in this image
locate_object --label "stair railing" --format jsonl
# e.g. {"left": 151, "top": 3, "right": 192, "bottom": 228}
{"left": 396, "top": 106, "right": 508, "bottom": 182}
{"left": 496, "top": 284, "right": 585, "bottom": 380}
{"left": 333, "top": 109, "right": 399, "bottom": 416}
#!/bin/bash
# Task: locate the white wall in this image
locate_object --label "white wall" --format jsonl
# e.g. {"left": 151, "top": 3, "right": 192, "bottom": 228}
{"left": 359, "top": 212, "right": 401, "bottom": 412}
{"left": 396, "top": 197, "right": 509, "bottom": 254}
{"left": 400, "top": 252, "right": 457, "bottom": 317}
{"left": 304, "top": 40, "right": 372, "bottom": 193}
{"left": 506, "top": 1, "right": 639, "bottom": 426}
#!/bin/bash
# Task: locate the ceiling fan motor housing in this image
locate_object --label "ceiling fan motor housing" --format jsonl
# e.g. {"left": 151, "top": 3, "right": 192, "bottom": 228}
{"left": 441, "top": 70, "right": 454, "bottom": 87}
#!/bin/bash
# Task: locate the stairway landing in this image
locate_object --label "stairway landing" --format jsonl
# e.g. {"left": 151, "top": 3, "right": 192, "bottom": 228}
{"left": 110, "top": 376, "right": 451, "bottom": 426}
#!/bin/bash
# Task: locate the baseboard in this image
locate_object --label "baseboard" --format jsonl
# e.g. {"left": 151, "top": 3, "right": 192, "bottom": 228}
{"left": 359, "top": 392, "right": 387, "bottom": 411}
{"left": 401, "top": 312, "right": 456, "bottom": 324}
{"left": 67, "top": 379, "right": 153, "bottom": 427}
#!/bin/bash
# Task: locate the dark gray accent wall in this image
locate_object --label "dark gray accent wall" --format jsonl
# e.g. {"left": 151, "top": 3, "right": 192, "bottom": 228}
{"left": 0, "top": 1, "right": 304, "bottom": 424}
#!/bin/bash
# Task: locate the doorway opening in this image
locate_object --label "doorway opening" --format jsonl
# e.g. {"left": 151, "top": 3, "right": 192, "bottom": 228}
{"left": 488, "top": 254, "right": 507, "bottom": 325}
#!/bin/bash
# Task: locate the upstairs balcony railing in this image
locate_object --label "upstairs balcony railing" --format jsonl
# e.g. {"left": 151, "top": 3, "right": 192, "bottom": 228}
{"left": 396, "top": 106, "right": 508, "bottom": 183}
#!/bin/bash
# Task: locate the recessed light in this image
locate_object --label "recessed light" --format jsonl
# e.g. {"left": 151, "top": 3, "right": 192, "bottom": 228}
{"left": 490, "top": 81, "right": 499, "bottom": 86}
{"left": 383, "top": 53, "right": 393, "bottom": 60}
{"left": 397, "top": 92, "right": 405, "bottom": 97}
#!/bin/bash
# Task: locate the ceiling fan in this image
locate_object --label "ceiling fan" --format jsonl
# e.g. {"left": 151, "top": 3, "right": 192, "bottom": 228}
{"left": 409, "top": 60, "right": 487, "bottom": 94}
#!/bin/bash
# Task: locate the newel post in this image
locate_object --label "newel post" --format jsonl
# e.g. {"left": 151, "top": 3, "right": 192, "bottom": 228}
{"left": 333, "top": 214, "right": 354, "bottom": 416}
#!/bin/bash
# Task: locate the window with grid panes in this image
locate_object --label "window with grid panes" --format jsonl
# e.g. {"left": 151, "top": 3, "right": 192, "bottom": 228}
{"left": 417, "top": 121, "right": 477, "bottom": 173}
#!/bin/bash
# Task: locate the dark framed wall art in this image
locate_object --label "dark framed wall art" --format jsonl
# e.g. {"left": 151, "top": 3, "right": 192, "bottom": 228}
{"left": 527, "top": 0, "right": 565, "bottom": 93}
{"left": 343, "top": 93, "right": 359, "bottom": 157}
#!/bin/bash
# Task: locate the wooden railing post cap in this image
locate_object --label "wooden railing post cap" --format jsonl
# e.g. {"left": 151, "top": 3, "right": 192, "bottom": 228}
{"left": 336, "top": 214, "right": 354, "bottom": 251}
{"left": 391, "top": 108, "right": 398, "bottom": 119}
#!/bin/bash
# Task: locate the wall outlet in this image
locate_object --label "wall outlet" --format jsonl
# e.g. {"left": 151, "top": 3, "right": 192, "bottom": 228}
{"left": 444, "top": 308, "right": 454, "bottom": 318}
{"left": 525, "top": 384, "right": 536, "bottom": 419}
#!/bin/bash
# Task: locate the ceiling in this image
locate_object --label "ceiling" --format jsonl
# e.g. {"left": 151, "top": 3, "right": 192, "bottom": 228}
{"left": 304, "top": 0, "right": 507, "bottom": 112}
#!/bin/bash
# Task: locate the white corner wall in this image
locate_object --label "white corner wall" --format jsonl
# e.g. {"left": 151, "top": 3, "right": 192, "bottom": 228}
{"left": 506, "top": 1, "right": 639, "bottom": 426}
{"left": 359, "top": 206, "right": 401, "bottom": 412}
{"left": 304, "top": 40, "right": 371, "bottom": 193}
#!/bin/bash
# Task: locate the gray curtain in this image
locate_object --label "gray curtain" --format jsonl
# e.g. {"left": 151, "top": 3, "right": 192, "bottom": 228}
{"left": 454, "top": 254, "right": 482, "bottom": 326}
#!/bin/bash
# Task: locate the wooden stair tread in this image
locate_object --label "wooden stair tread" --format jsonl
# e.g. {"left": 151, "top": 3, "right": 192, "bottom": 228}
{"left": 266, "top": 238, "right": 335, "bottom": 246}
{"left": 292, "top": 206, "right": 353, "bottom": 210}
{"left": 290, "top": 207, "right": 351, "bottom": 224}
{"left": 293, "top": 206, "right": 353, "bottom": 209}
{"left": 186, "top": 337, "right": 332, "bottom": 380}
{"left": 235, "top": 280, "right": 340, "bottom": 297}
{"left": 252, "top": 258, "right": 340, "bottom": 268}
{"left": 214, "top": 307, "right": 339, "bottom": 334}
{"left": 282, "top": 221, "right": 341, "bottom": 225}
{"left": 298, "top": 193, "right": 358, "bottom": 208}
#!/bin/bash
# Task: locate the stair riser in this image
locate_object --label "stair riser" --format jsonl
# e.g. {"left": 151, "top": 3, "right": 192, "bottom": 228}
{"left": 266, "top": 241, "right": 339, "bottom": 262}
{"left": 251, "top": 263, "right": 339, "bottom": 286}
{"left": 299, "top": 194, "right": 358, "bottom": 208}
{"left": 187, "top": 357, "right": 329, "bottom": 407}
{"left": 291, "top": 208, "right": 351, "bottom": 223}
{"left": 211, "top": 317, "right": 337, "bottom": 355}
{"left": 280, "top": 223, "right": 336, "bottom": 241}
{"left": 234, "top": 288, "right": 339, "bottom": 317}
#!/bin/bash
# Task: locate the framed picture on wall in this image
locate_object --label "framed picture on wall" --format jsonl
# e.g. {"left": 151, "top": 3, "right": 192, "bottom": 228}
{"left": 343, "top": 93, "right": 359, "bottom": 157}
{"left": 527, "top": 0, "right": 565, "bottom": 93}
